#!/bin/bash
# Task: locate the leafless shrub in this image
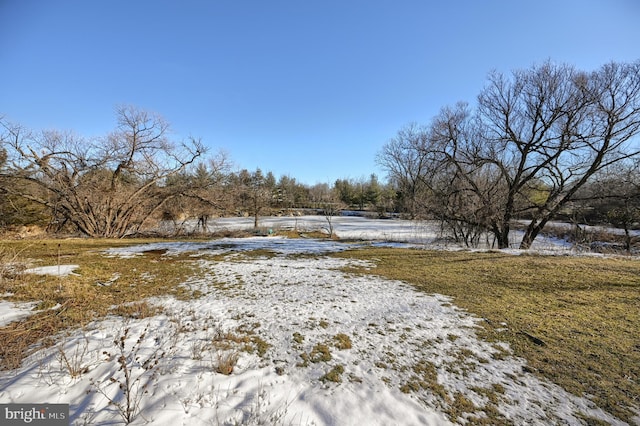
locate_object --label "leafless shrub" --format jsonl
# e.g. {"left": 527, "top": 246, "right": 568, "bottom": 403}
{"left": 1, "top": 106, "right": 206, "bottom": 238}
{"left": 56, "top": 333, "right": 91, "bottom": 378}
{"left": 90, "top": 325, "right": 165, "bottom": 424}
{"left": 214, "top": 350, "right": 239, "bottom": 375}
{"left": 190, "top": 339, "right": 209, "bottom": 361}
{"left": 541, "top": 223, "right": 638, "bottom": 254}
{"left": 0, "top": 246, "right": 27, "bottom": 287}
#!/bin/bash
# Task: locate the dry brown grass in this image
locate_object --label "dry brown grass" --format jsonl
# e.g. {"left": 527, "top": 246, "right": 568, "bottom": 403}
{"left": 0, "top": 238, "right": 199, "bottom": 370}
{"left": 320, "top": 364, "right": 344, "bottom": 383}
{"left": 214, "top": 350, "right": 240, "bottom": 375}
{"left": 334, "top": 248, "right": 640, "bottom": 423}
{"left": 333, "top": 333, "right": 352, "bottom": 350}
{"left": 275, "top": 229, "right": 334, "bottom": 239}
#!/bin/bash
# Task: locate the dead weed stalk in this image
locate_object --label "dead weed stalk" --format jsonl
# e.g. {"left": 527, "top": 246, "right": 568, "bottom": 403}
{"left": 90, "top": 325, "right": 165, "bottom": 424}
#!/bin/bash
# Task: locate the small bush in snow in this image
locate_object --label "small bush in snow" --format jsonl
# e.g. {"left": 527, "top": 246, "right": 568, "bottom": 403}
{"left": 90, "top": 325, "right": 165, "bottom": 424}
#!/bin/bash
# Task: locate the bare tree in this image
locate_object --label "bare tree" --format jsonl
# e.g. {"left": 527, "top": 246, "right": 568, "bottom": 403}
{"left": 309, "top": 182, "right": 343, "bottom": 238}
{"left": 487, "top": 61, "right": 640, "bottom": 248}
{"left": 162, "top": 151, "right": 232, "bottom": 235}
{"left": 229, "top": 168, "right": 273, "bottom": 228}
{"left": 0, "top": 106, "right": 205, "bottom": 237}
{"left": 376, "top": 123, "right": 432, "bottom": 218}
{"left": 379, "top": 111, "right": 501, "bottom": 247}
{"left": 584, "top": 162, "right": 640, "bottom": 253}
{"left": 379, "top": 60, "right": 640, "bottom": 249}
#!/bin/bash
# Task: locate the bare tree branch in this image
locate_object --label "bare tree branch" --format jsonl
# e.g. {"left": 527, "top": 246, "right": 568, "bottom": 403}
{"left": 1, "top": 106, "right": 207, "bottom": 237}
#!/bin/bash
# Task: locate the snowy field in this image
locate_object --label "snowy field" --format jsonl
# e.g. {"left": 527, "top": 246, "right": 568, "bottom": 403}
{"left": 167, "top": 215, "right": 571, "bottom": 252}
{"left": 0, "top": 217, "right": 629, "bottom": 425}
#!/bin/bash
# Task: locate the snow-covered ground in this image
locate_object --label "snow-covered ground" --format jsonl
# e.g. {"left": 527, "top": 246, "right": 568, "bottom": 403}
{"left": 168, "top": 215, "right": 572, "bottom": 252}
{"left": 0, "top": 217, "right": 628, "bottom": 425}
{"left": 24, "top": 264, "right": 80, "bottom": 277}
{"left": 0, "top": 299, "right": 39, "bottom": 327}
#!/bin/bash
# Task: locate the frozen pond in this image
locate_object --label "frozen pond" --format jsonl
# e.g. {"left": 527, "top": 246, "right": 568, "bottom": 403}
{"left": 161, "top": 215, "right": 571, "bottom": 252}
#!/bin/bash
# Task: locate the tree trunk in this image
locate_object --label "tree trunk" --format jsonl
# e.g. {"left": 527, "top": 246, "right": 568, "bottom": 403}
{"left": 624, "top": 225, "right": 631, "bottom": 254}
{"left": 520, "top": 217, "right": 550, "bottom": 250}
{"left": 493, "top": 223, "right": 511, "bottom": 249}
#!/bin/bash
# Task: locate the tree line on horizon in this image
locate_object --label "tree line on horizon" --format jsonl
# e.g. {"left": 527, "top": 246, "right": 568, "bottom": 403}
{"left": 2, "top": 59, "right": 640, "bottom": 250}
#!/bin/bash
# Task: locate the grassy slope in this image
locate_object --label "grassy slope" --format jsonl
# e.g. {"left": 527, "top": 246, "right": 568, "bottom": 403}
{"left": 333, "top": 248, "right": 640, "bottom": 423}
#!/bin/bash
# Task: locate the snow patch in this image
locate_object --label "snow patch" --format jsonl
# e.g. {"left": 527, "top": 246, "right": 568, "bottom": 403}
{"left": 24, "top": 264, "right": 80, "bottom": 276}
{"left": 0, "top": 300, "right": 38, "bottom": 326}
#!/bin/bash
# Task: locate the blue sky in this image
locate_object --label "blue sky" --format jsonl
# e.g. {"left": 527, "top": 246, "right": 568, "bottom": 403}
{"left": 1, "top": 1, "right": 639, "bottom": 185}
